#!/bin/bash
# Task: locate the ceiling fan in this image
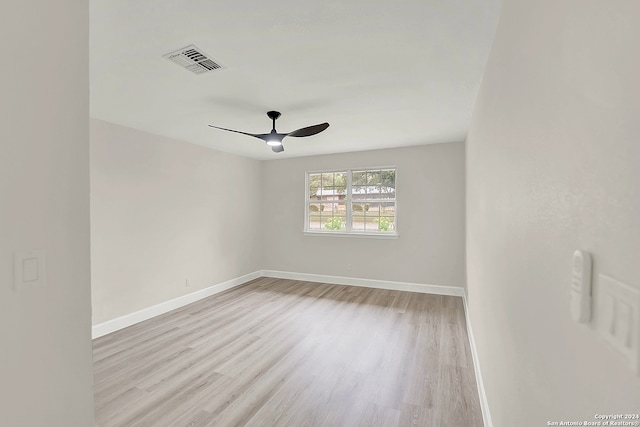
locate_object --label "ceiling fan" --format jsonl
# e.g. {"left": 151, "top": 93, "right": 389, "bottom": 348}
{"left": 209, "top": 111, "right": 329, "bottom": 153}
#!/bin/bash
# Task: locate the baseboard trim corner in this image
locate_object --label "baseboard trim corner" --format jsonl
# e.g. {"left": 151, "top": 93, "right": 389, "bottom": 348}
{"left": 260, "top": 270, "right": 465, "bottom": 297}
{"left": 92, "top": 270, "right": 262, "bottom": 339}
{"left": 463, "top": 290, "right": 493, "bottom": 427}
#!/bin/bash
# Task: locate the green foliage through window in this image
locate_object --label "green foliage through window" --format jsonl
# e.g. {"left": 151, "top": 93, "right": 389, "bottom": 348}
{"left": 375, "top": 217, "right": 391, "bottom": 231}
{"left": 324, "top": 217, "right": 344, "bottom": 230}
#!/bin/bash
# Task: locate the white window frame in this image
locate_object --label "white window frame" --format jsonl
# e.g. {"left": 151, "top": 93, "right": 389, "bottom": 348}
{"left": 304, "top": 166, "right": 398, "bottom": 238}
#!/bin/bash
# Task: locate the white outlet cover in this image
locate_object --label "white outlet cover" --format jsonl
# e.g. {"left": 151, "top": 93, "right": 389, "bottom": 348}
{"left": 13, "top": 249, "right": 46, "bottom": 290}
{"left": 598, "top": 274, "right": 640, "bottom": 375}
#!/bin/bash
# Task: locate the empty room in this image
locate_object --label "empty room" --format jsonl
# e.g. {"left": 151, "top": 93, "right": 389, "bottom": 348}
{"left": 2, "top": 0, "right": 639, "bottom": 426}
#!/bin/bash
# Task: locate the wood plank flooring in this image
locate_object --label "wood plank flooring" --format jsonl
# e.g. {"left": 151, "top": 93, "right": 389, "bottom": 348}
{"left": 93, "top": 278, "right": 483, "bottom": 427}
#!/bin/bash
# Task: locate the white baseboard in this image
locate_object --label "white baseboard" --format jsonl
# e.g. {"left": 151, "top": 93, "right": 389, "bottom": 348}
{"left": 93, "top": 270, "right": 464, "bottom": 339}
{"left": 463, "top": 291, "right": 493, "bottom": 427}
{"left": 261, "top": 270, "right": 465, "bottom": 297}
{"left": 91, "top": 271, "right": 262, "bottom": 339}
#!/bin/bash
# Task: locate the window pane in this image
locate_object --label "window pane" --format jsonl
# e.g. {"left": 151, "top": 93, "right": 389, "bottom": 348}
{"left": 367, "top": 185, "right": 392, "bottom": 199}
{"left": 319, "top": 173, "right": 328, "bottom": 199}
{"left": 351, "top": 202, "right": 372, "bottom": 215}
{"left": 317, "top": 202, "right": 345, "bottom": 231}
{"left": 352, "top": 169, "right": 396, "bottom": 199}
{"left": 380, "top": 202, "right": 395, "bottom": 215}
{"left": 352, "top": 202, "right": 366, "bottom": 213}
{"left": 315, "top": 172, "right": 347, "bottom": 203}
{"left": 309, "top": 203, "right": 322, "bottom": 213}
{"left": 361, "top": 202, "right": 393, "bottom": 214}
{"left": 381, "top": 169, "right": 396, "bottom": 186}
{"left": 323, "top": 216, "right": 346, "bottom": 231}
{"left": 381, "top": 169, "right": 396, "bottom": 198}
{"left": 377, "top": 216, "right": 395, "bottom": 232}
{"left": 380, "top": 186, "right": 396, "bottom": 198}
{"left": 308, "top": 173, "right": 322, "bottom": 199}
{"left": 325, "top": 202, "right": 346, "bottom": 216}
{"left": 367, "top": 171, "right": 381, "bottom": 186}
{"left": 364, "top": 215, "right": 378, "bottom": 231}
{"left": 365, "top": 202, "right": 381, "bottom": 215}
{"left": 308, "top": 203, "right": 323, "bottom": 230}
{"left": 351, "top": 218, "right": 366, "bottom": 231}
{"left": 321, "top": 172, "right": 333, "bottom": 188}
{"left": 351, "top": 202, "right": 367, "bottom": 231}
{"left": 353, "top": 200, "right": 396, "bottom": 232}
{"left": 352, "top": 171, "right": 366, "bottom": 186}
{"left": 334, "top": 172, "right": 347, "bottom": 194}
{"left": 352, "top": 186, "right": 367, "bottom": 200}
{"left": 322, "top": 216, "right": 346, "bottom": 231}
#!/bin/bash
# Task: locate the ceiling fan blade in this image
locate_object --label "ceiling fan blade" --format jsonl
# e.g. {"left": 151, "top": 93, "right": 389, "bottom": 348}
{"left": 287, "top": 123, "right": 329, "bottom": 138}
{"left": 210, "top": 112, "right": 327, "bottom": 153}
{"left": 208, "top": 125, "right": 267, "bottom": 140}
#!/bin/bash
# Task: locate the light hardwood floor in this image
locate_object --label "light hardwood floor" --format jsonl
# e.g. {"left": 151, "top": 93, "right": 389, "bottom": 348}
{"left": 93, "top": 278, "right": 483, "bottom": 426}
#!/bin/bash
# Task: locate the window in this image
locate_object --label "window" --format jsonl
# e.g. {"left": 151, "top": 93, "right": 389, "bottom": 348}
{"left": 305, "top": 168, "right": 397, "bottom": 235}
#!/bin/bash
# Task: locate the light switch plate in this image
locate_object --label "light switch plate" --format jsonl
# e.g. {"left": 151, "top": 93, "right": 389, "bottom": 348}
{"left": 570, "top": 250, "right": 592, "bottom": 323}
{"left": 597, "top": 274, "right": 640, "bottom": 375}
{"left": 13, "top": 249, "right": 46, "bottom": 290}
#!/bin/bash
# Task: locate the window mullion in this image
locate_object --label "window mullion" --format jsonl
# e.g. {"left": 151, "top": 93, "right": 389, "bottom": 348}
{"left": 346, "top": 169, "right": 352, "bottom": 232}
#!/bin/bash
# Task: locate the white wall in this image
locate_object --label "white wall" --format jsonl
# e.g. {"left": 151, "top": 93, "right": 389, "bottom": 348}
{"left": 466, "top": 0, "right": 640, "bottom": 424}
{"left": 0, "top": 0, "right": 94, "bottom": 425}
{"left": 91, "top": 119, "right": 263, "bottom": 324}
{"left": 262, "top": 144, "right": 466, "bottom": 287}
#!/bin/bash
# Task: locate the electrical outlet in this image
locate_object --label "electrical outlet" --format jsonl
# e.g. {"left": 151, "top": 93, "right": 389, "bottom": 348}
{"left": 346, "top": 263, "right": 352, "bottom": 272}
{"left": 185, "top": 278, "right": 190, "bottom": 287}
{"left": 597, "top": 275, "right": 640, "bottom": 375}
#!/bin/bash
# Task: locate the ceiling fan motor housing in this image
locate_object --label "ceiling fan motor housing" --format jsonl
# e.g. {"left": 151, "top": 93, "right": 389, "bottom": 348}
{"left": 266, "top": 111, "right": 281, "bottom": 120}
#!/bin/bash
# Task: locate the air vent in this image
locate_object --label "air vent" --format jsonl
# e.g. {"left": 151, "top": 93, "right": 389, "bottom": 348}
{"left": 163, "top": 45, "right": 223, "bottom": 75}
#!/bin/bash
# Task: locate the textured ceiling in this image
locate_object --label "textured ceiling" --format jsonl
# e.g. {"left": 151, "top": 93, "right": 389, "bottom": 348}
{"left": 90, "top": 0, "right": 502, "bottom": 160}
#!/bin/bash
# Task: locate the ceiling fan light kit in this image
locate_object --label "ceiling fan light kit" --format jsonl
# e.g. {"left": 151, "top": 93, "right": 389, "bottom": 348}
{"left": 209, "top": 110, "right": 329, "bottom": 153}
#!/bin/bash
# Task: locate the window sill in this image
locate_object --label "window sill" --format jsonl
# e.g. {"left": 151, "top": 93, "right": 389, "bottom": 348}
{"left": 303, "top": 231, "right": 399, "bottom": 239}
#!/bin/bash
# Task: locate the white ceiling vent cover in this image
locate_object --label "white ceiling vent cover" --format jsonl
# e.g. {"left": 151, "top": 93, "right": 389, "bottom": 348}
{"left": 163, "top": 45, "right": 223, "bottom": 75}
